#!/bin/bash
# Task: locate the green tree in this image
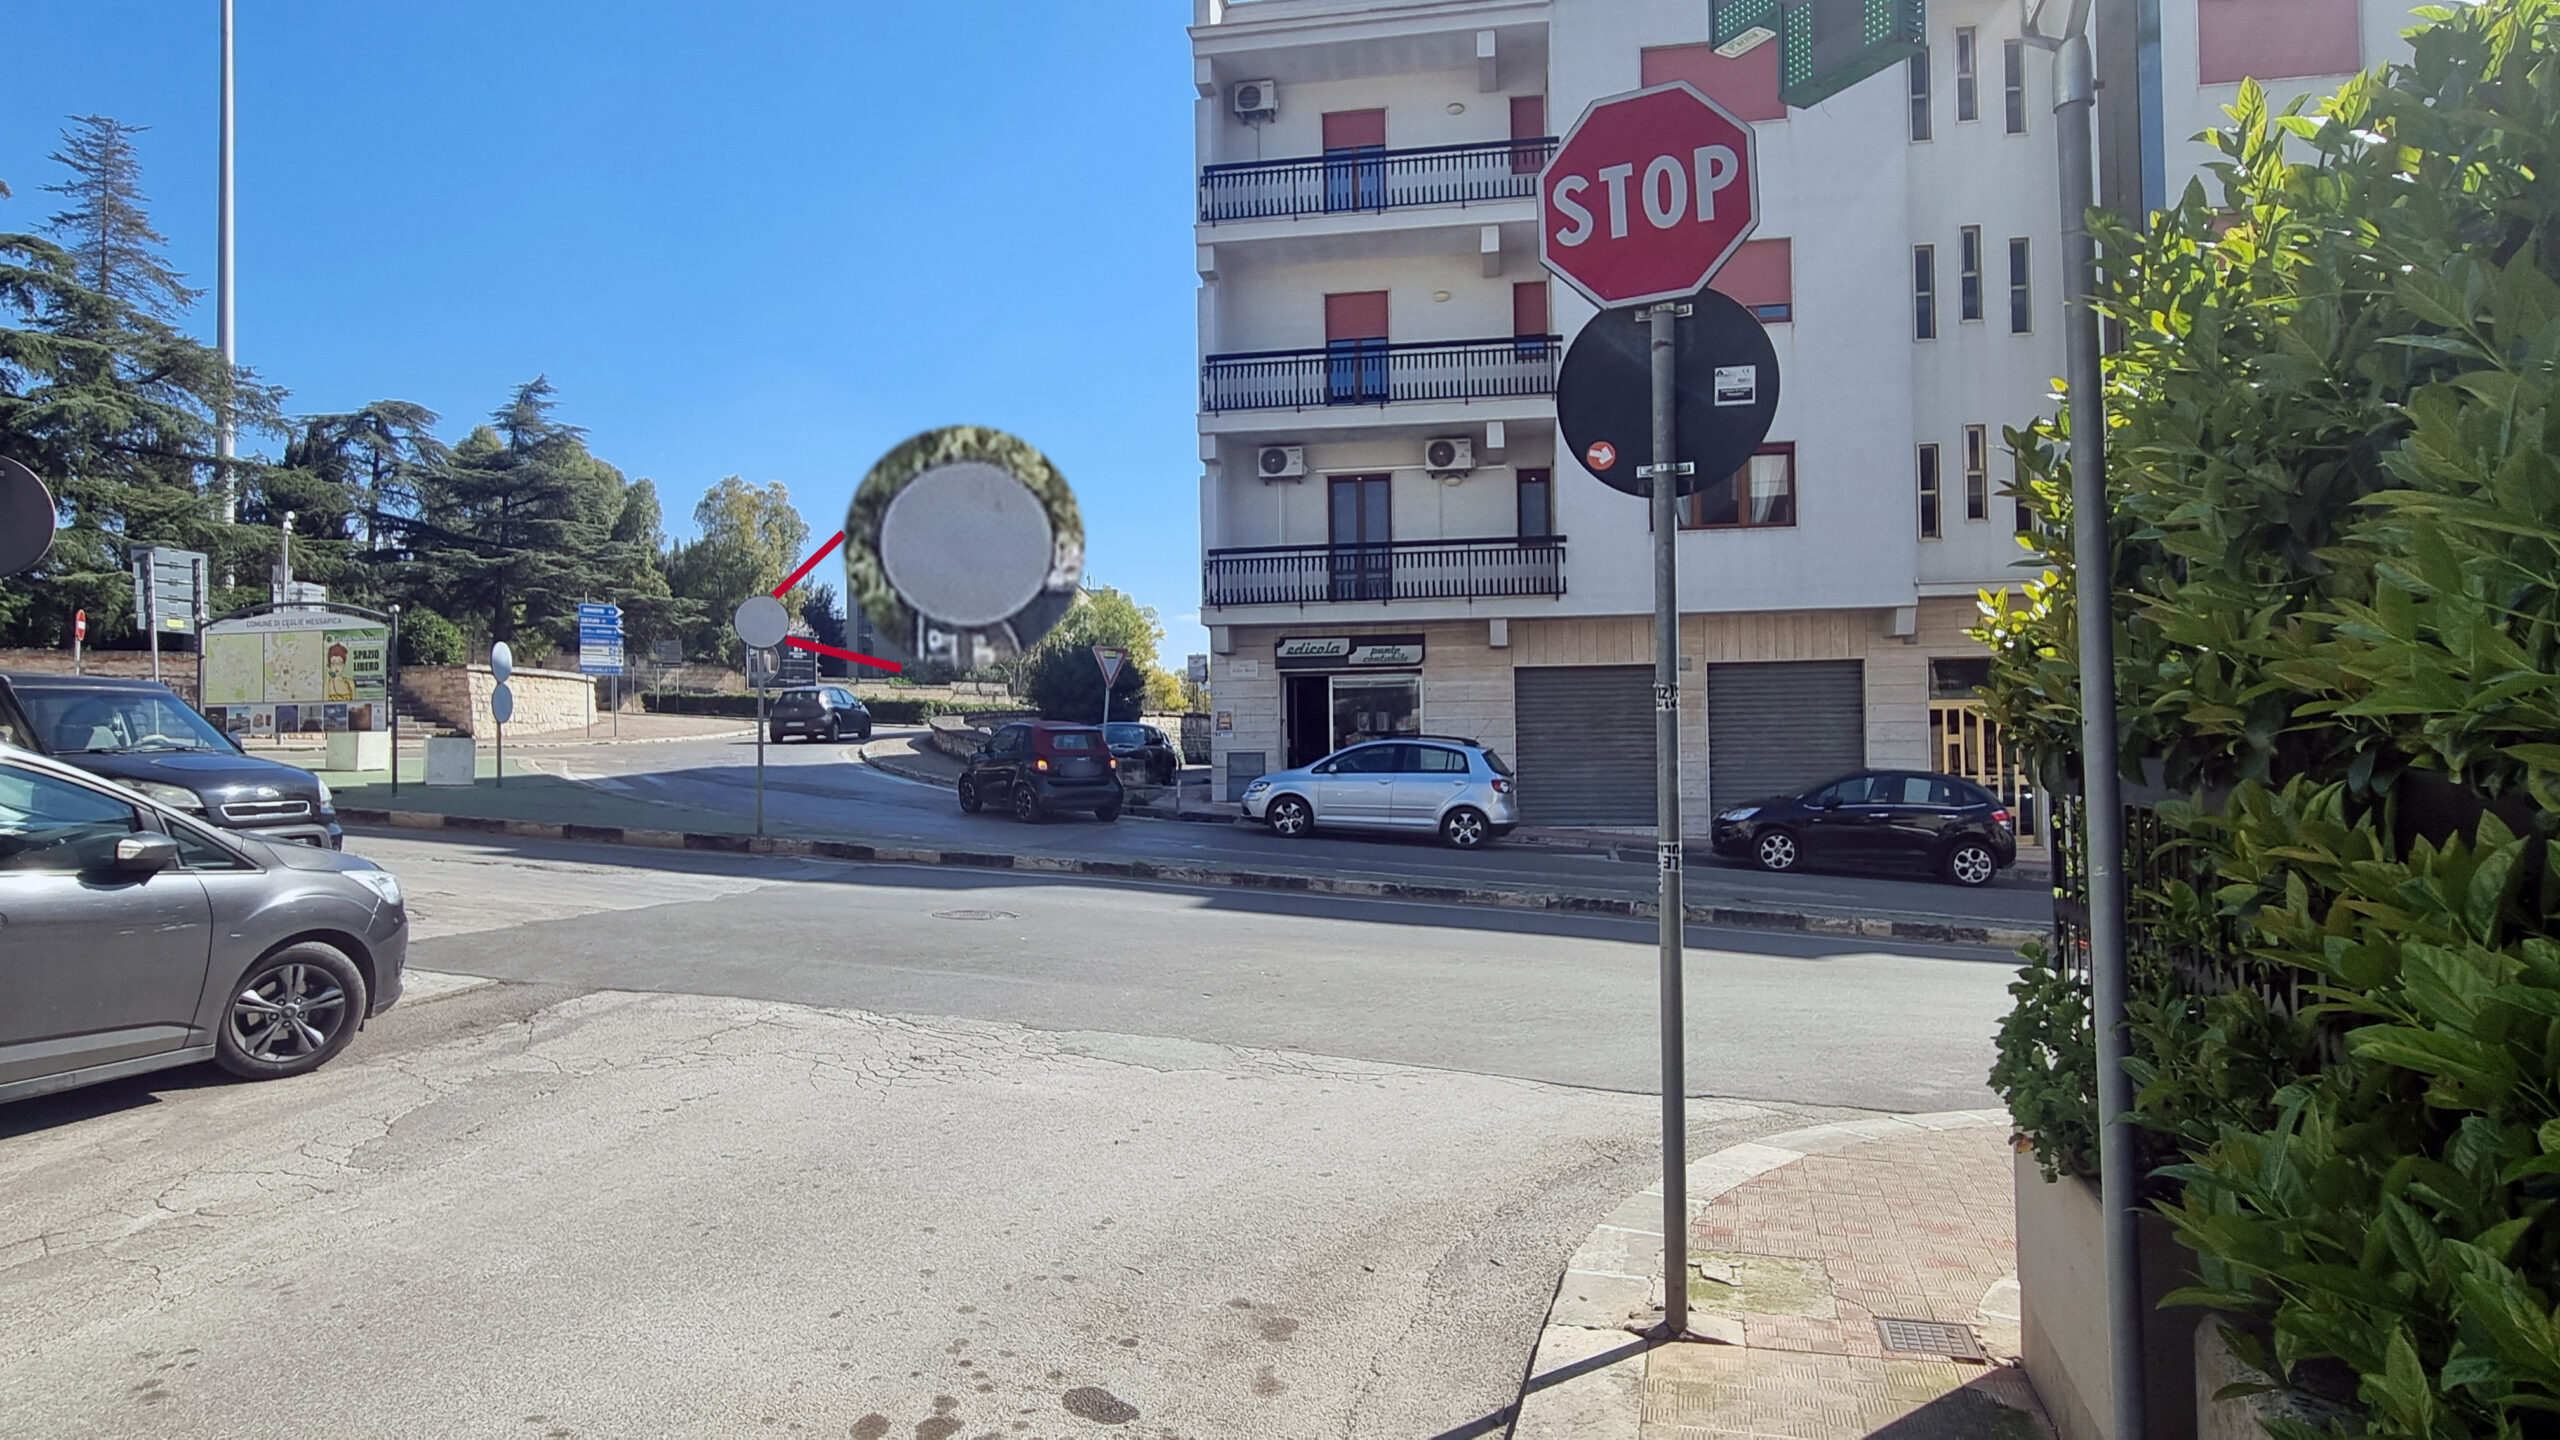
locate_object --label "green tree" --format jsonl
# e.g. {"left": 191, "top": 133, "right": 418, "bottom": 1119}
{"left": 43, "top": 116, "right": 199, "bottom": 321}
{"left": 0, "top": 129, "right": 278, "bottom": 648}
{"left": 1021, "top": 587, "right": 1164, "bottom": 721}
{"left": 665, "top": 476, "right": 810, "bottom": 661}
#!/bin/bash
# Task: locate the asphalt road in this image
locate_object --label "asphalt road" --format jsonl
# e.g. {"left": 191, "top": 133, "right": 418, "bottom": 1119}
{"left": 518, "top": 728, "right": 2053, "bottom": 928}
{"left": 0, "top": 832, "right": 2023, "bottom": 1439}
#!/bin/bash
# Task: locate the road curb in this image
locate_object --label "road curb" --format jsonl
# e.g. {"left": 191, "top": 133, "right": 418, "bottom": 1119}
{"left": 335, "top": 806, "right": 2044, "bottom": 949}
{"left": 1510, "top": 1109, "right": 2013, "bottom": 1439}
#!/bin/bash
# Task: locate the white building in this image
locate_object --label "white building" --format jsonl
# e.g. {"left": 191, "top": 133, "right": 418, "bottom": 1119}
{"left": 1190, "top": 0, "right": 2406, "bottom": 835}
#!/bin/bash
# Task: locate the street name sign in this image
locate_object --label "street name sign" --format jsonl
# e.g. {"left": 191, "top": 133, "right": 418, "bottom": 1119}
{"left": 1540, "top": 82, "right": 1761, "bottom": 310}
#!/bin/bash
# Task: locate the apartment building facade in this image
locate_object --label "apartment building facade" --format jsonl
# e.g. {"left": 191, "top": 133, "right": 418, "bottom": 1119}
{"left": 1190, "top": 0, "right": 2404, "bottom": 833}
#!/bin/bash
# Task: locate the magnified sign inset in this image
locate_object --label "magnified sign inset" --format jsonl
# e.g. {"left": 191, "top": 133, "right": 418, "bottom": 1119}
{"left": 846, "top": 426, "right": 1082, "bottom": 670}
{"left": 0, "top": 458, "right": 57, "bottom": 578}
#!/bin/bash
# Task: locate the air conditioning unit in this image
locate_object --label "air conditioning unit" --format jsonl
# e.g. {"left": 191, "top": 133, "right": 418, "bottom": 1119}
{"left": 1424, "top": 437, "right": 1477, "bottom": 474}
{"left": 1256, "top": 444, "right": 1306, "bottom": 480}
{"left": 1232, "top": 79, "right": 1279, "bottom": 118}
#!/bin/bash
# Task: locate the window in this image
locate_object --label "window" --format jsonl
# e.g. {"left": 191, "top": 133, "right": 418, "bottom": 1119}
{"left": 0, "top": 764, "right": 140, "bottom": 872}
{"left": 1414, "top": 746, "right": 1468, "bottom": 774}
{"left": 170, "top": 816, "right": 252, "bottom": 871}
{"left": 1325, "top": 291, "right": 1390, "bottom": 404}
{"left": 1641, "top": 42, "right": 1784, "bottom": 123}
{"left": 1329, "top": 473, "right": 1392, "bottom": 600}
{"left": 1917, "top": 444, "right": 1943, "bottom": 539}
{"left": 1320, "top": 110, "right": 1387, "bottom": 212}
{"left": 1512, "top": 281, "right": 1548, "bottom": 338}
{"left": 1516, "top": 469, "right": 1554, "bottom": 539}
{"left": 1912, "top": 245, "right": 1938, "bottom": 340}
{"left": 1964, "top": 425, "right": 1989, "bottom": 521}
{"left": 1954, "top": 28, "right": 1979, "bottom": 122}
{"left": 1329, "top": 743, "right": 1403, "bottom": 774}
{"left": 1710, "top": 238, "right": 1793, "bottom": 323}
{"left": 1959, "top": 227, "right": 1983, "bottom": 321}
{"left": 2016, "top": 454, "right": 2036, "bottom": 534}
{"left": 2003, "top": 40, "right": 2027, "bottom": 133}
{"left": 1908, "top": 50, "right": 1933, "bottom": 141}
{"left": 1930, "top": 657, "right": 1994, "bottom": 698}
{"left": 2008, "top": 237, "right": 2032, "bottom": 333}
{"left": 2199, "top": 0, "right": 2361, "bottom": 85}
{"left": 1679, "top": 444, "right": 1796, "bottom": 529}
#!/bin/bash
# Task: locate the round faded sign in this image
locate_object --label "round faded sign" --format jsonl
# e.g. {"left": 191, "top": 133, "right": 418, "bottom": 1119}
{"left": 844, "top": 426, "right": 1082, "bottom": 668}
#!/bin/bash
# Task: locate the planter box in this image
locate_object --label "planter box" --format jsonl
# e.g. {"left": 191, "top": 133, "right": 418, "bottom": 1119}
{"left": 2014, "top": 1152, "right": 2209, "bottom": 1440}
{"left": 423, "top": 735, "right": 476, "bottom": 787}
{"left": 325, "top": 729, "right": 391, "bottom": 774}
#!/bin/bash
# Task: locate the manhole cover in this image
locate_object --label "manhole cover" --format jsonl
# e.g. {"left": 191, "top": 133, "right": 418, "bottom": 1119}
{"left": 1875, "top": 1317, "right": 1987, "bottom": 1360}
{"left": 932, "top": 909, "right": 1017, "bottom": 922}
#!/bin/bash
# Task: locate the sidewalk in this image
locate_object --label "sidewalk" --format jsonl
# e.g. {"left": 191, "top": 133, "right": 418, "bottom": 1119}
{"left": 1517, "top": 1112, "right": 2052, "bottom": 1439}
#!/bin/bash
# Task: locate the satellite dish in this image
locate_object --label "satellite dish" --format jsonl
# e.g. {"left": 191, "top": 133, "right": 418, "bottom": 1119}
{"left": 0, "top": 458, "right": 57, "bottom": 578}
{"left": 845, "top": 426, "right": 1082, "bottom": 670}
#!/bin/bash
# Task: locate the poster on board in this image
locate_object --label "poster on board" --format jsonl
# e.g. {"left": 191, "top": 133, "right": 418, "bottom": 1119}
{"left": 199, "top": 612, "right": 390, "bottom": 728}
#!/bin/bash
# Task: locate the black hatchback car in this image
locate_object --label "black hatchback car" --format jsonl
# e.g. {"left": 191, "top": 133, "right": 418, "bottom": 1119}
{"left": 767, "top": 685, "right": 871, "bottom": 744}
{"left": 0, "top": 673, "right": 342, "bottom": 849}
{"left": 1710, "top": 769, "right": 2015, "bottom": 887}
{"left": 1103, "top": 722, "right": 1180, "bottom": 785}
{"left": 957, "top": 720, "right": 1122, "bottom": 823}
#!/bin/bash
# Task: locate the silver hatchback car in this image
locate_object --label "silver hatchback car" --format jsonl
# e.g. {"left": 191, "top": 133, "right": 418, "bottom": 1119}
{"left": 1240, "top": 736, "right": 1519, "bottom": 848}
{"left": 0, "top": 745, "right": 409, "bottom": 1105}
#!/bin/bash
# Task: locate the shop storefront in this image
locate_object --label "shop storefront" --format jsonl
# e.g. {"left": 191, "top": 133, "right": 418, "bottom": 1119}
{"left": 1274, "top": 632, "right": 1426, "bottom": 768}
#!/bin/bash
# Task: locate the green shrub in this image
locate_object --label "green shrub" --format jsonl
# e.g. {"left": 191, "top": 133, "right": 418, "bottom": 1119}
{"left": 398, "top": 607, "right": 467, "bottom": 668}
{"left": 1977, "top": 3, "right": 2560, "bottom": 1430}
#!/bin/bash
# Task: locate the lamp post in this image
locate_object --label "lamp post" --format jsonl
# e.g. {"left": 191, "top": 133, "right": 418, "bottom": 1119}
{"left": 2023, "top": 0, "right": 2141, "bottom": 1434}
{"left": 216, "top": 0, "right": 237, "bottom": 533}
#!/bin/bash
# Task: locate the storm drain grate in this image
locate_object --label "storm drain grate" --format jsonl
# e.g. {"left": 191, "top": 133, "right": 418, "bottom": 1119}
{"left": 1875, "top": 1317, "right": 1987, "bottom": 1361}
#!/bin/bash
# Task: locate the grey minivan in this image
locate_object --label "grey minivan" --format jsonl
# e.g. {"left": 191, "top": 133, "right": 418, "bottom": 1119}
{"left": 0, "top": 745, "right": 409, "bottom": 1105}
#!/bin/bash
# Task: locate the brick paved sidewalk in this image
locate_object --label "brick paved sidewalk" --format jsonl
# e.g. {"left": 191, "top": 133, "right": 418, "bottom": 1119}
{"left": 1517, "top": 1112, "right": 2053, "bottom": 1440}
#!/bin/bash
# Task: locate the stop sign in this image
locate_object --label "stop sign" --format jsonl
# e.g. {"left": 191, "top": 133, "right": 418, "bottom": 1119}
{"left": 1541, "top": 82, "right": 1760, "bottom": 309}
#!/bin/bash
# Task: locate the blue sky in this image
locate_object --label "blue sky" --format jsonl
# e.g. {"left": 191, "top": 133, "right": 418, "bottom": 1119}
{"left": 2, "top": 1, "right": 1210, "bottom": 662}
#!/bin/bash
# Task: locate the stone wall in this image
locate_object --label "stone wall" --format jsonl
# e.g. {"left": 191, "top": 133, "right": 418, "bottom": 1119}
{"left": 401, "top": 664, "right": 594, "bottom": 736}
{"left": 0, "top": 648, "right": 202, "bottom": 705}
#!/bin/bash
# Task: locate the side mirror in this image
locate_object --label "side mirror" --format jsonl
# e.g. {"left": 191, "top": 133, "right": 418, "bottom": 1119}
{"left": 1820, "top": 794, "right": 1845, "bottom": 810}
{"left": 1311, "top": 762, "right": 1335, "bottom": 775}
{"left": 110, "top": 833, "right": 180, "bottom": 875}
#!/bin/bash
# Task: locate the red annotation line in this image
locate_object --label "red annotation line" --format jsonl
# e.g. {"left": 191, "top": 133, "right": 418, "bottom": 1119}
{"left": 772, "top": 530, "right": 845, "bottom": 598}
{"left": 784, "top": 635, "right": 902, "bottom": 674}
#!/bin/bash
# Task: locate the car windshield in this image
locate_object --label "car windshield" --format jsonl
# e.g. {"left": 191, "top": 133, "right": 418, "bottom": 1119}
{"left": 20, "top": 689, "right": 234, "bottom": 754}
{"left": 1104, "top": 724, "right": 1147, "bottom": 746}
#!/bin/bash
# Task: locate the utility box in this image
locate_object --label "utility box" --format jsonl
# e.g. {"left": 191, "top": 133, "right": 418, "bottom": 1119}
{"left": 424, "top": 735, "right": 476, "bottom": 787}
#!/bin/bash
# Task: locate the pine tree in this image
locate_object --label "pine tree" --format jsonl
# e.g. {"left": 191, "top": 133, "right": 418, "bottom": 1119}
{"left": 43, "top": 117, "right": 200, "bottom": 322}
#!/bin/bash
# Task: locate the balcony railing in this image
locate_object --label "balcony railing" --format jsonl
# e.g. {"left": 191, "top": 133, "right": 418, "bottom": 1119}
{"left": 1205, "top": 536, "right": 1567, "bottom": 606}
{"left": 1200, "top": 137, "right": 1557, "bottom": 222}
{"left": 1202, "top": 335, "right": 1560, "bottom": 412}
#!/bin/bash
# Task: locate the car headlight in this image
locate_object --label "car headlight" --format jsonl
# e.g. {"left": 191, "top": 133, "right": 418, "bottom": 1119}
{"left": 128, "top": 780, "right": 206, "bottom": 813}
{"left": 349, "top": 869, "right": 403, "bottom": 909}
{"left": 1718, "top": 806, "right": 1759, "bottom": 822}
{"left": 1243, "top": 779, "right": 1271, "bottom": 796}
{"left": 315, "top": 778, "right": 334, "bottom": 806}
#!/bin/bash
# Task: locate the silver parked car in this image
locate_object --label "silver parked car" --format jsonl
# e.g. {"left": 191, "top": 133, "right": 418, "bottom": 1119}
{"left": 0, "top": 745, "right": 408, "bottom": 1105}
{"left": 1240, "top": 736, "right": 1519, "bottom": 848}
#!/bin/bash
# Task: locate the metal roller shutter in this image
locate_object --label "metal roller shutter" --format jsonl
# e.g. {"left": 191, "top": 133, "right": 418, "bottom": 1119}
{"left": 1513, "top": 665, "right": 1656, "bottom": 825}
{"left": 1706, "top": 660, "right": 1865, "bottom": 809}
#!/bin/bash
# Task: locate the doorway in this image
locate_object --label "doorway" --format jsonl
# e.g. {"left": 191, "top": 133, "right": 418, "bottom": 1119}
{"left": 1328, "top": 474, "right": 1392, "bottom": 601}
{"left": 1285, "top": 675, "right": 1332, "bottom": 769}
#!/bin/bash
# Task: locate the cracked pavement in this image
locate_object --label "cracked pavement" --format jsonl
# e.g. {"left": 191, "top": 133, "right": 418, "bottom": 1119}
{"left": 0, "top": 831, "right": 2016, "bottom": 1438}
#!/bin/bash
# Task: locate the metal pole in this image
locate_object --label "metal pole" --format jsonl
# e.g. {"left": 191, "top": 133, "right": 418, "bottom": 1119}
{"left": 495, "top": 716, "right": 503, "bottom": 788}
{"left": 389, "top": 605, "right": 401, "bottom": 797}
{"left": 72, "top": 613, "right": 82, "bottom": 675}
{"left": 1646, "top": 301, "right": 1690, "bottom": 1338}
{"left": 216, "top": 0, "right": 237, "bottom": 531}
{"left": 145, "top": 550, "right": 162, "bottom": 683}
{"left": 2057, "top": 32, "right": 2144, "bottom": 1440}
{"left": 755, "top": 671, "right": 767, "bottom": 837}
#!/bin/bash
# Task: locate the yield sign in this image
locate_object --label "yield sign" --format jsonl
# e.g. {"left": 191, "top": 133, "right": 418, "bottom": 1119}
{"left": 1091, "top": 645, "right": 1128, "bottom": 688}
{"left": 1540, "top": 82, "right": 1761, "bottom": 309}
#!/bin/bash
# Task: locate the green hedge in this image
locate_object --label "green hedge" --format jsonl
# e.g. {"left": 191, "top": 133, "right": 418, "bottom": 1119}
{"left": 1978, "top": 8, "right": 2560, "bottom": 1432}
{"left": 640, "top": 692, "right": 982, "bottom": 724}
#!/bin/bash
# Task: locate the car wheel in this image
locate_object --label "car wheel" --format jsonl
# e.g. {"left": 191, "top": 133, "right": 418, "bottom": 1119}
{"left": 769, "top": 727, "right": 785, "bottom": 745}
{"left": 1155, "top": 760, "right": 1176, "bottom": 786}
{"left": 216, "top": 942, "right": 368, "bottom": 1080}
{"left": 1267, "top": 796, "right": 1313, "bottom": 839}
{"left": 1095, "top": 801, "right": 1122, "bottom": 823}
{"left": 957, "top": 777, "right": 984, "bottom": 813}
{"left": 824, "top": 718, "right": 841, "bottom": 743}
{"left": 856, "top": 725, "right": 872, "bottom": 741}
{"left": 1440, "top": 806, "right": 1492, "bottom": 849}
{"left": 1753, "top": 830, "right": 1801, "bottom": 873}
{"left": 1011, "top": 784, "right": 1045, "bottom": 824}
{"left": 1944, "top": 839, "right": 2000, "bottom": 888}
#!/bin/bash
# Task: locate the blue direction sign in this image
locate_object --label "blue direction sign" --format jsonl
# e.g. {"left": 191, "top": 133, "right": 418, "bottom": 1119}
{"left": 576, "top": 602, "right": 624, "bottom": 676}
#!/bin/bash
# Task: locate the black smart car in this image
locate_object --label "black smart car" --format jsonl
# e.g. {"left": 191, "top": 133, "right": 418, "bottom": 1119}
{"left": 767, "top": 685, "right": 871, "bottom": 744}
{"left": 1103, "top": 722, "right": 1180, "bottom": 786}
{"left": 957, "top": 720, "right": 1123, "bottom": 823}
{"left": 1709, "top": 769, "right": 2016, "bottom": 887}
{"left": 0, "top": 673, "right": 342, "bottom": 849}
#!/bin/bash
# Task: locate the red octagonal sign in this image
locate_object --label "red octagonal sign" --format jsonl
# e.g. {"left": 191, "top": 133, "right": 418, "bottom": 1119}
{"left": 1540, "top": 82, "right": 1760, "bottom": 310}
